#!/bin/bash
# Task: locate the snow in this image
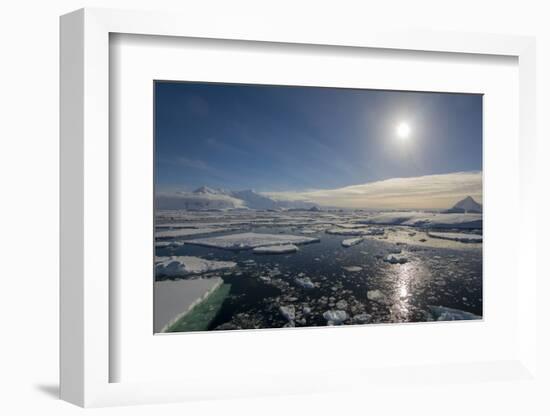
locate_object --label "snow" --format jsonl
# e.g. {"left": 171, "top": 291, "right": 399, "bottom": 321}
{"left": 323, "top": 310, "right": 348, "bottom": 325}
{"left": 427, "top": 231, "right": 482, "bottom": 243}
{"left": 154, "top": 277, "right": 223, "bottom": 332}
{"left": 186, "top": 232, "right": 319, "bottom": 250}
{"left": 342, "top": 237, "right": 364, "bottom": 247}
{"left": 360, "top": 212, "right": 482, "bottom": 229}
{"left": 428, "top": 305, "right": 481, "bottom": 321}
{"left": 383, "top": 254, "right": 408, "bottom": 264}
{"left": 253, "top": 244, "right": 299, "bottom": 254}
{"left": 295, "top": 276, "right": 315, "bottom": 289}
{"left": 155, "top": 256, "right": 237, "bottom": 277}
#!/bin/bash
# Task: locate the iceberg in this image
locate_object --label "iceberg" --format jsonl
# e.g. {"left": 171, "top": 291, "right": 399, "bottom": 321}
{"left": 253, "top": 244, "right": 299, "bottom": 254}
{"left": 342, "top": 237, "right": 364, "bottom": 247}
{"left": 186, "top": 232, "right": 319, "bottom": 250}
{"left": 323, "top": 310, "right": 348, "bottom": 325}
{"left": 427, "top": 231, "right": 482, "bottom": 243}
{"left": 155, "top": 256, "right": 237, "bottom": 277}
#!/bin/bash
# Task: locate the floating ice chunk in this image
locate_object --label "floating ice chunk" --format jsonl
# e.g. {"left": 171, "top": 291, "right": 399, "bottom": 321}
{"left": 383, "top": 254, "right": 408, "bottom": 264}
{"left": 428, "top": 305, "right": 481, "bottom": 321}
{"left": 427, "top": 231, "right": 482, "bottom": 243}
{"left": 279, "top": 305, "right": 296, "bottom": 322}
{"left": 155, "top": 240, "right": 185, "bottom": 248}
{"left": 367, "top": 289, "right": 387, "bottom": 303}
{"left": 253, "top": 244, "right": 299, "bottom": 254}
{"left": 352, "top": 313, "right": 371, "bottom": 324}
{"left": 295, "top": 276, "right": 315, "bottom": 289}
{"left": 342, "top": 237, "right": 364, "bottom": 247}
{"left": 186, "top": 232, "right": 319, "bottom": 250}
{"left": 365, "top": 228, "right": 385, "bottom": 236}
{"left": 300, "top": 228, "right": 319, "bottom": 234}
{"left": 323, "top": 310, "right": 348, "bottom": 325}
{"left": 327, "top": 228, "right": 370, "bottom": 236}
{"left": 343, "top": 266, "right": 362, "bottom": 272}
{"left": 155, "top": 256, "right": 237, "bottom": 277}
{"left": 335, "top": 300, "right": 348, "bottom": 310}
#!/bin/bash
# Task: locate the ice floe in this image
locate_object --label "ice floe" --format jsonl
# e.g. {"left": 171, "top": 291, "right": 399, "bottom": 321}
{"left": 351, "top": 313, "right": 371, "bottom": 324}
{"left": 383, "top": 254, "right": 408, "bottom": 264}
{"left": 253, "top": 244, "right": 299, "bottom": 254}
{"left": 155, "top": 256, "right": 237, "bottom": 277}
{"left": 342, "top": 237, "right": 364, "bottom": 247}
{"left": 279, "top": 305, "right": 296, "bottom": 322}
{"left": 343, "top": 266, "right": 363, "bottom": 272}
{"left": 360, "top": 212, "right": 482, "bottom": 229}
{"left": 323, "top": 310, "right": 348, "bottom": 325}
{"left": 155, "top": 240, "right": 185, "bottom": 248}
{"left": 427, "top": 231, "right": 482, "bottom": 243}
{"left": 186, "top": 232, "right": 319, "bottom": 250}
{"left": 367, "top": 289, "right": 387, "bottom": 303}
{"left": 428, "top": 305, "right": 481, "bottom": 321}
{"left": 295, "top": 276, "right": 315, "bottom": 289}
{"left": 154, "top": 277, "right": 223, "bottom": 332}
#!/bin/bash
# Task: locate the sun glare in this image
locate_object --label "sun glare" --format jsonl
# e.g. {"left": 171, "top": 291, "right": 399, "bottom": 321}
{"left": 396, "top": 122, "right": 411, "bottom": 139}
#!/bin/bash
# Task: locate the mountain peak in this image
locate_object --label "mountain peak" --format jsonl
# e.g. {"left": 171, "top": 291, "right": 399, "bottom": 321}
{"left": 193, "top": 185, "right": 225, "bottom": 195}
{"left": 448, "top": 196, "right": 482, "bottom": 213}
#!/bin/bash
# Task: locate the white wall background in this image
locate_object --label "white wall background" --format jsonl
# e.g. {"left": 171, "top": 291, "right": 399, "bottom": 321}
{"left": 0, "top": 1, "right": 548, "bottom": 415}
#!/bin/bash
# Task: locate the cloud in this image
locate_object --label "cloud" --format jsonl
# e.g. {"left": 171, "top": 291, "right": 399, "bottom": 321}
{"left": 176, "top": 156, "right": 214, "bottom": 171}
{"left": 265, "top": 171, "right": 482, "bottom": 210}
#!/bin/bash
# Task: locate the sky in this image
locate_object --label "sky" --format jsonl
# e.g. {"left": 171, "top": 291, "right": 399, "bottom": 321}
{"left": 155, "top": 81, "right": 482, "bottom": 209}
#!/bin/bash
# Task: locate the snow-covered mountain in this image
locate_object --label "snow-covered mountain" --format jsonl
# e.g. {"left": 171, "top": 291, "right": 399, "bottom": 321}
{"left": 156, "top": 186, "right": 318, "bottom": 211}
{"left": 445, "top": 196, "right": 482, "bottom": 214}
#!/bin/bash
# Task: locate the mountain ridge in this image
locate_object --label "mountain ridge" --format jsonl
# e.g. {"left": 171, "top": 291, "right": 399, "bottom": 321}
{"left": 157, "top": 186, "right": 317, "bottom": 211}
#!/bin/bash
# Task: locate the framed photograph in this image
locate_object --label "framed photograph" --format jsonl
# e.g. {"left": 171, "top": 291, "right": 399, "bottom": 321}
{"left": 60, "top": 8, "right": 538, "bottom": 408}
{"left": 152, "top": 81, "right": 484, "bottom": 334}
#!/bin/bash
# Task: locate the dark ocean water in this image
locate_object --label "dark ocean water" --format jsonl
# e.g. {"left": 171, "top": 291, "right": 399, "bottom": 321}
{"left": 155, "top": 225, "right": 482, "bottom": 331}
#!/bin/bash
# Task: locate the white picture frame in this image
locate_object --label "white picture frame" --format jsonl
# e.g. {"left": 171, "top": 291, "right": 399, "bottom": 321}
{"left": 60, "top": 7, "right": 538, "bottom": 408}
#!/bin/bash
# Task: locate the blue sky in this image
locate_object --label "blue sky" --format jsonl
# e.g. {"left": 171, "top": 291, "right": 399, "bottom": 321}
{"left": 155, "top": 81, "right": 482, "bottom": 197}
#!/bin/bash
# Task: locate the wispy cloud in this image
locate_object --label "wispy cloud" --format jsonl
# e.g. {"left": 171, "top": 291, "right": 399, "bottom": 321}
{"left": 176, "top": 156, "right": 214, "bottom": 171}
{"left": 265, "top": 171, "right": 482, "bottom": 210}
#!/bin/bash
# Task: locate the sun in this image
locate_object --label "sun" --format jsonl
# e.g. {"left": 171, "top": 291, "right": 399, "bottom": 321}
{"left": 396, "top": 122, "right": 411, "bottom": 139}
